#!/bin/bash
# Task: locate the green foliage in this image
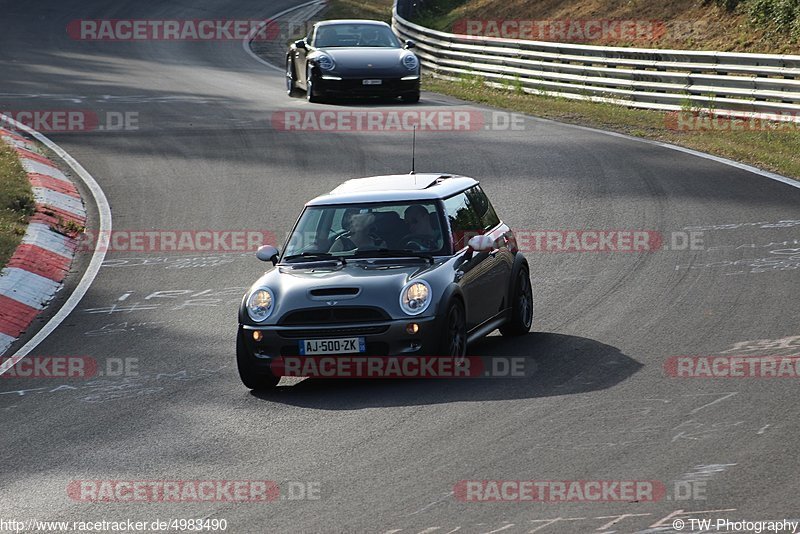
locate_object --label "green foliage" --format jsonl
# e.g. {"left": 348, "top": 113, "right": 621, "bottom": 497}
{"left": 0, "top": 145, "right": 34, "bottom": 215}
{"left": 707, "top": 0, "right": 743, "bottom": 11}
{"left": 747, "top": 0, "right": 800, "bottom": 32}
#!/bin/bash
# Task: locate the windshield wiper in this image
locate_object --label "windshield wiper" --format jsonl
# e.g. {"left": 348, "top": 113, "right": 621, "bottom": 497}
{"left": 283, "top": 252, "right": 346, "bottom": 265}
{"left": 351, "top": 249, "right": 434, "bottom": 263}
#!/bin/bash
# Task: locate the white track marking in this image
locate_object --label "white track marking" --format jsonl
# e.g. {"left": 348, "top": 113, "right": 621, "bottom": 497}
{"left": 0, "top": 113, "right": 112, "bottom": 375}
{"left": 242, "top": 0, "right": 328, "bottom": 72}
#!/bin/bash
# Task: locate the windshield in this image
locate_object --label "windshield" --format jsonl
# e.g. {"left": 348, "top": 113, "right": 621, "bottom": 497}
{"left": 282, "top": 201, "right": 448, "bottom": 260}
{"left": 313, "top": 24, "right": 402, "bottom": 48}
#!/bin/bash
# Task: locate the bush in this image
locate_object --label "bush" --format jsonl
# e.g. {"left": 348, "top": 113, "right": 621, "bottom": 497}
{"left": 747, "top": 0, "right": 800, "bottom": 30}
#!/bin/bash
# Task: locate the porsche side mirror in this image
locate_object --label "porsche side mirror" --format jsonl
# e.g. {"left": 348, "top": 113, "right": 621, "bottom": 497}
{"left": 404, "top": 40, "right": 416, "bottom": 49}
{"left": 294, "top": 39, "right": 307, "bottom": 49}
{"left": 256, "top": 245, "right": 280, "bottom": 265}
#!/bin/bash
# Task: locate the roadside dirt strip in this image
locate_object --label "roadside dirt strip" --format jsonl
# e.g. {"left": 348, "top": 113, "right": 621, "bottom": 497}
{"left": 0, "top": 127, "right": 86, "bottom": 354}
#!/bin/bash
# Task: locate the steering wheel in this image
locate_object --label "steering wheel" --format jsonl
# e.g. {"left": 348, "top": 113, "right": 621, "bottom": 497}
{"left": 331, "top": 231, "right": 385, "bottom": 251}
{"left": 330, "top": 233, "right": 357, "bottom": 251}
{"left": 401, "top": 233, "right": 437, "bottom": 251}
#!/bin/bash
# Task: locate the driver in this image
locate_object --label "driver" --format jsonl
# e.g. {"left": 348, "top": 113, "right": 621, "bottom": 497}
{"left": 361, "top": 28, "right": 381, "bottom": 45}
{"left": 330, "top": 211, "right": 386, "bottom": 251}
{"left": 403, "top": 205, "right": 440, "bottom": 249}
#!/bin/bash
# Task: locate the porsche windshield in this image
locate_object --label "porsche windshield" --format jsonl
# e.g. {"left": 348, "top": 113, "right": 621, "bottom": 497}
{"left": 313, "top": 24, "right": 403, "bottom": 48}
{"left": 283, "top": 202, "right": 447, "bottom": 259}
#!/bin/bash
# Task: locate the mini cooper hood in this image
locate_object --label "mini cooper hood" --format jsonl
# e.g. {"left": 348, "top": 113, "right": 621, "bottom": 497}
{"left": 318, "top": 48, "right": 412, "bottom": 74}
{"left": 247, "top": 260, "right": 438, "bottom": 321}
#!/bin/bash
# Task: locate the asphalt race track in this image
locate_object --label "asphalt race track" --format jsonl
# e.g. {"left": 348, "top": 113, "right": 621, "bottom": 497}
{"left": 1, "top": 0, "right": 799, "bottom": 532}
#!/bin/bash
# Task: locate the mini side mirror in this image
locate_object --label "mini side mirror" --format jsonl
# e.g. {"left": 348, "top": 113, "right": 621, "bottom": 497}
{"left": 294, "top": 39, "right": 307, "bottom": 49}
{"left": 404, "top": 40, "right": 416, "bottom": 49}
{"left": 256, "top": 245, "right": 279, "bottom": 265}
{"left": 467, "top": 234, "right": 494, "bottom": 252}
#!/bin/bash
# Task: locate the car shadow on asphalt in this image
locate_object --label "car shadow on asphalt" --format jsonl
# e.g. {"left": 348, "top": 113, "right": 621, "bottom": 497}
{"left": 297, "top": 96, "right": 426, "bottom": 107}
{"left": 250, "top": 332, "right": 643, "bottom": 409}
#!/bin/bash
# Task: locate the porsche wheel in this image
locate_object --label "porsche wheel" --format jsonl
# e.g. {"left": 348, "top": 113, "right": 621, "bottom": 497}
{"left": 286, "top": 57, "right": 299, "bottom": 96}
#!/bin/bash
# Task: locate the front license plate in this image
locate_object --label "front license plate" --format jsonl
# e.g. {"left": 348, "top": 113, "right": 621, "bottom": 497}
{"left": 362, "top": 79, "right": 383, "bottom": 85}
{"left": 299, "top": 337, "right": 365, "bottom": 355}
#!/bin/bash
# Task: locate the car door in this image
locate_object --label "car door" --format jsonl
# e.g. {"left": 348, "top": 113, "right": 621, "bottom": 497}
{"left": 465, "top": 185, "right": 514, "bottom": 311}
{"left": 443, "top": 188, "right": 506, "bottom": 329}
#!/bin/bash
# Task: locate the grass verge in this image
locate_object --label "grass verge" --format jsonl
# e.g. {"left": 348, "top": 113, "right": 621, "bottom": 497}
{"left": 0, "top": 142, "right": 35, "bottom": 270}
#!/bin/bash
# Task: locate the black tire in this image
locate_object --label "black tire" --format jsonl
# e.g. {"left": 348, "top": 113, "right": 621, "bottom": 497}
{"left": 306, "top": 65, "right": 321, "bottom": 103}
{"left": 438, "top": 299, "right": 467, "bottom": 361}
{"left": 236, "top": 330, "right": 279, "bottom": 390}
{"left": 286, "top": 57, "right": 299, "bottom": 97}
{"left": 500, "top": 267, "right": 533, "bottom": 336}
{"left": 402, "top": 92, "right": 420, "bottom": 103}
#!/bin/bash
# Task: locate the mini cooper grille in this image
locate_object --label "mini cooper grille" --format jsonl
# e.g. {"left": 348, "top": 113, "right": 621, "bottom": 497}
{"left": 278, "top": 307, "right": 390, "bottom": 325}
{"left": 309, "top": 287, "right": 359, "bottom": 297}
{"left": 277, "top": 325, "right": 390, "bottom": 339}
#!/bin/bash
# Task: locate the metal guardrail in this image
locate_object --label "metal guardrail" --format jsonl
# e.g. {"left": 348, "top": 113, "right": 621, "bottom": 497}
{"left": 391, "top": 0, "right": 800, "bottom": 120}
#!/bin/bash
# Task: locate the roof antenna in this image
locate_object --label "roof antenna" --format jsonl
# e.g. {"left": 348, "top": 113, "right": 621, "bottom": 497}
{"left": 410, "top": 125, "right": 416, "bottom": 178}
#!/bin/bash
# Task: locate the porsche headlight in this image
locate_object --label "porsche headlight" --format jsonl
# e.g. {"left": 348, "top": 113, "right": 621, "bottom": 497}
{"left": 402, "top": 54, "right": 419, "bottom": 70}
{"left": 317, "top": 54, "right": 335, "bottom": 71}
{"left": 400, "top": 280, "right": 431, "bottom": 315}
{"left": 247, "top": 288, "right": 275, "bottom": 322}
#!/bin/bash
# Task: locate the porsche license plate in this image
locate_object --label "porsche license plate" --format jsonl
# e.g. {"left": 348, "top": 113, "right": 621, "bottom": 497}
{"left": 299, "top": 337, "right": 365, "bottom": 355}
{"left": 362, "top": 79, "right": 383, "bottom": 85}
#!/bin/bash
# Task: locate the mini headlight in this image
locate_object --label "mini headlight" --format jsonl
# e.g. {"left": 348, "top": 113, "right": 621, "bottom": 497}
{"left": 247, "top": 288, "right": 274, "bottom": 322}
{"left": 400, "top": 280, "right": 431, "bottom": 315}
{"left": 317, "top": 54, "right": 335, "bottom": 71}
{"left": 402, "top": 54, "right": 419, "bottom": 70}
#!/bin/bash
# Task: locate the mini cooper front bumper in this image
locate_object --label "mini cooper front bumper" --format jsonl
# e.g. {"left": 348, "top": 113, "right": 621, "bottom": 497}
{"left": 239, "top": 314, "right": 441, "bottom": 368}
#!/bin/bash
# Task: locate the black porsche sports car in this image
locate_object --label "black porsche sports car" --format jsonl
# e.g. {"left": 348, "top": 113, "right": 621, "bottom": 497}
{"left": 237, "top": 173, "right": 534, "bottom": 390}
{"left": 286, "top": 19, "right": 421, "bottom": 103}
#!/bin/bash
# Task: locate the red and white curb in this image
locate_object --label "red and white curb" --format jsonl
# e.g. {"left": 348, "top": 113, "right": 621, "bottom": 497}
{"left": 0, "top": 127, "right": 86, "bottom": 354}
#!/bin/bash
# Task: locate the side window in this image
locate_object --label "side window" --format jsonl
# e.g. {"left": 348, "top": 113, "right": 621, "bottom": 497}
{"left": 464, "top": 186, "right": 500, "bottom": 230}
{"left": 443, "top": 192, "right": 484, "bottom": 250}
